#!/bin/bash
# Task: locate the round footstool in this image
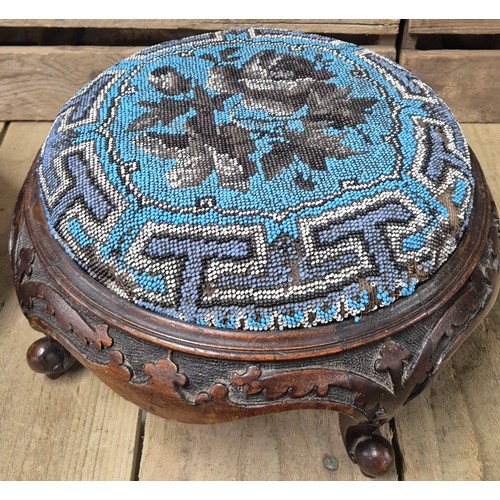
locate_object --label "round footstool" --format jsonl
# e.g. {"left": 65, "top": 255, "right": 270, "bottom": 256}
{"left": 10, "top": 29, "right": 499, "bottom": 477}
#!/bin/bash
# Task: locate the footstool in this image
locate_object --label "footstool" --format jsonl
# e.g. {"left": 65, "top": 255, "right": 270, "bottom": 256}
{"left": 10, "top": 29, "right": 499, "bottom": 477}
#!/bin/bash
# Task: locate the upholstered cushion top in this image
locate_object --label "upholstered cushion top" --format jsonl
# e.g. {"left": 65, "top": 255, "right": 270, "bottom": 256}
{"left": 37, "top": 29, "right": 474, "bottom": 331}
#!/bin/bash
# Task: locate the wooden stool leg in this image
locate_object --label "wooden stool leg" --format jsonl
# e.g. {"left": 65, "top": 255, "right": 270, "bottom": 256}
{"left": 27, "top": 337, "right": 77, "bottom": 379}
{"left": 339, "top": 413, "right": 394, "bottom": 478}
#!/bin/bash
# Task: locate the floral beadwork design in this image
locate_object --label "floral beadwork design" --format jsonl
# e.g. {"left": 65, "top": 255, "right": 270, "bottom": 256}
{"left": 131, "top": 51, "right": 377, "bottom": 192}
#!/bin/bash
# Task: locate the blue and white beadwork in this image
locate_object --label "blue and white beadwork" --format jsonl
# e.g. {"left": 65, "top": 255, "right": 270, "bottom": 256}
{"left": 37, "top": 29, "right": 474, "bottom": 331}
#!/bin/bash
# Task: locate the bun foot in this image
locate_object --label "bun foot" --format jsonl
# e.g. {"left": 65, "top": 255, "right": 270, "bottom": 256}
{"left": 27, "top": 337, "right": 76, "bottom": 379}
{"left": 339, "top": 413, "right": 395, "bottom": 478}
{"left": 353, "top": 433, "right": 394, "bottom": 478}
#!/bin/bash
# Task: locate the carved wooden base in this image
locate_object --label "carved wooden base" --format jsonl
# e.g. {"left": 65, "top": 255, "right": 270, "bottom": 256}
{"left": 10, "top": 151, "right": 500, "bottom": 477}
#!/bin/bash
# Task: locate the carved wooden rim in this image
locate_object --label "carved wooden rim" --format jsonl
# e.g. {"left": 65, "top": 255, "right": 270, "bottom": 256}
{"left": 21, "top": 149, "right": 492, "bottom": 361}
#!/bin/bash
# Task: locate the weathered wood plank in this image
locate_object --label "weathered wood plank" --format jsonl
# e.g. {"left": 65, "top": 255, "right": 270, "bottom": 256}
{"left": 394, "top": 124, "right": 500, "bottom": 481}
{"left": 0, "top": 122, "right": 141, "bottom": 480}
{"left": 372, "top": 45, "right": 396, "bottom": 60}
{"left": 138, "top": 410, "right": 397, "bottom": 480}
{"left": 461, "top": 125, "right": 500, "bottom": 197}
{"left": 0, "top": 44, "right": 395, "bottom": 121}
{"left": 0, "top": 19, "right": 400, "bottom": 34}
{"left": 408, "top": 19, "right": 500, "bottom": 35}
{"left": 400, "top": 50, "right": 500, "bottom": 123}
{"left": 0, "top": 46, "right": 142, "bottom": 121}
{"left": 395, "top": 365, "right": 483, "bottom": 480}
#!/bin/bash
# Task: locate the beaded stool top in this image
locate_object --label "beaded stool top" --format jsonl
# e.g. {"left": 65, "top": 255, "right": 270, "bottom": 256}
{"left": 37, "top": 29, "right": 474, "bottom": 331}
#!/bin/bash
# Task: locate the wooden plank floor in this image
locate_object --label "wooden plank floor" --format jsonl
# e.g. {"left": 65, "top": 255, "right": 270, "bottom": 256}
{"left": 0, "top": 122, "right": 498, "bottom": 480}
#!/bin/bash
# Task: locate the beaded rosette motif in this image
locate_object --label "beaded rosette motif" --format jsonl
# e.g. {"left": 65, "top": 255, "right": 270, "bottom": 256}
{"left": 37, "top": 29, "right": 474, "bottom": 331}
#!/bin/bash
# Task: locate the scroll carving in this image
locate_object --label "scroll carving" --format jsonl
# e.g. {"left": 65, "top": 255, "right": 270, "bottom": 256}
{"left": 16, "top": 246, "right": 113, "bottom": 351}
{"left": 234, "top": 365, "right": 354, "bottom": 399}
{"left": 231, "top": 364, "right": 395, "bottom": 416}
